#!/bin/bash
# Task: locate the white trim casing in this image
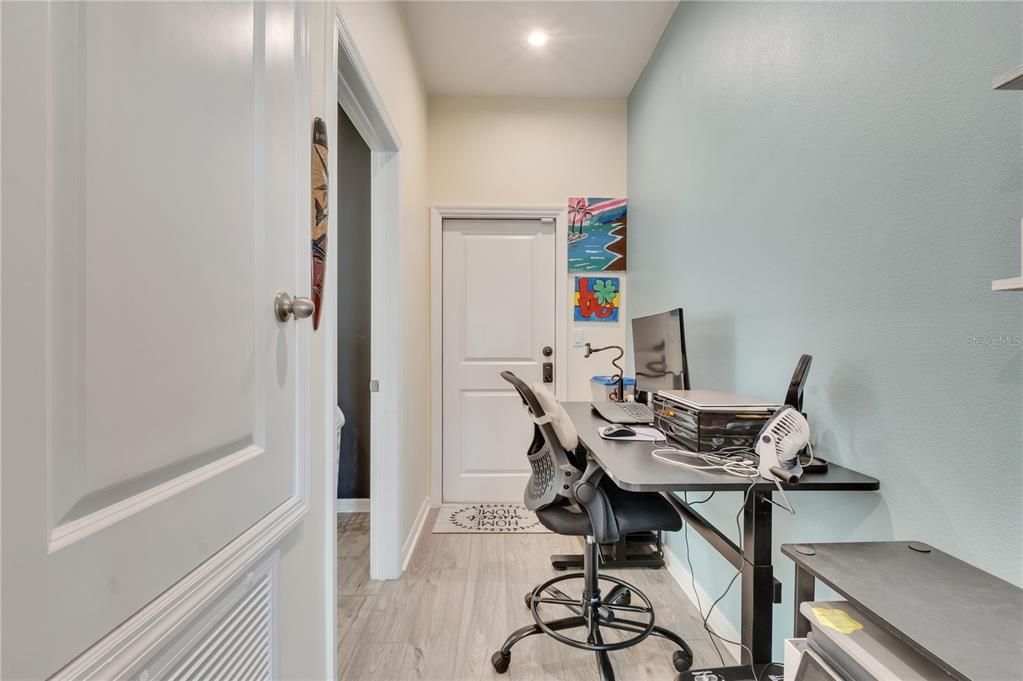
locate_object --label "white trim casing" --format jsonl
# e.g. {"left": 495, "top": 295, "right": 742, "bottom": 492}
{"left": 335, "top": 17, "right": 401, "bottom": 153}
{"left": 429, "top": 205, "right": 569, "bottom": 505}
{"left": 401, "top": 497, "right": 432, "bottom": 572}
{"left": 430, "top": 209, "right": 443, "bottom": 507}
{"left": 336, "top": 498, "right": 371, "bottom": 513}
{"left": 368, "top": 152, "right": 403, "bottom": 581}
{"left": 554, "top": 208, "right": 569, "bottom": 396}
{"left": 662, "top": 546, "right": 742, "bottom": 663}
{"left": 335, "top": 10, "right": 405, "bottom": 581}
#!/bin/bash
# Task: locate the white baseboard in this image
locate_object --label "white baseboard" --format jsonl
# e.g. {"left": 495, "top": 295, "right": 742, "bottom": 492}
{"left": 663, "top": 547, "right": 742, "bottom": 663}
{"left": 336, "top": 498, "right": 370, "bottom": 513}
{"left": 401, "top": 496, "right": 432, "bottom": 572}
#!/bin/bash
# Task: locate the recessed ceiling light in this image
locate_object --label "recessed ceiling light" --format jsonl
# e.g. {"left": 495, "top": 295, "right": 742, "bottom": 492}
{"left": 527, "top": 31, "right": 548, "bottom": 47}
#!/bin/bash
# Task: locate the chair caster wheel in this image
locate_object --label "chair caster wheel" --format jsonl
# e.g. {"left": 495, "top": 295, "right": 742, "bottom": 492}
{"left": 491, "top": 651, "right": 511, "bottom": 674}
{"left": 612, "top": 591, "right": 632, "bottom": 606}
{"left": 553, "top": 565, "right": 567, "bottom": 571}
{"left": 672, "top": 650, "right": 693, "bottom": 673}
{"left": 524, "top": 592, "right": 534, "bottom": 609}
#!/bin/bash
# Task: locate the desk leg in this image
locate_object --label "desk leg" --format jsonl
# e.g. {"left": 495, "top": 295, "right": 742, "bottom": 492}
{"left": 741, "top": 490, "right": 774, "bottom": 666}
{"left": 793, "top": 566, "right": 815, "bottom": 638}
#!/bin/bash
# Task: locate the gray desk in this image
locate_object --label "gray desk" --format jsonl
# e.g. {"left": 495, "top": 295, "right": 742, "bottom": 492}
{"left": 784, "top": 541, "right": 1023, "bottom": 681}
{"left": 562, "top": 402, "right": 880, "bottom": 672}
{"left": 564, "top": 402, "right": 879, "bottom": 493}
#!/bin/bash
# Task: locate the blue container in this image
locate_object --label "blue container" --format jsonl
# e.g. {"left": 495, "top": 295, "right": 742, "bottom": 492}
{"left": 590, "top": 376, "right": 635, "bottom": 402}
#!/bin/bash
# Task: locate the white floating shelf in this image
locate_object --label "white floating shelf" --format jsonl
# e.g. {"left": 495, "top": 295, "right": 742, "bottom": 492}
{"left": 992, "top": 219, "right": 1023, "bottom": 291}
{"left": 993, "top": 65, "right": 1023, "bottom": 90}
{"left": 992, "top": 277, "right": 1023, "bottom": 291}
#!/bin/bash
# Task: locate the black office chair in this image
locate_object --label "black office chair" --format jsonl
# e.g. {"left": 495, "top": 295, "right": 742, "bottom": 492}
{"left": 492, "top": 371, "right": 694, "bottom": 681}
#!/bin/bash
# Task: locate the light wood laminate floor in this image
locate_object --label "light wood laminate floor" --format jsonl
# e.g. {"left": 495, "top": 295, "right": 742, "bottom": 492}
{"left": 338, "top": 512, "right": 733, "bottom": 680}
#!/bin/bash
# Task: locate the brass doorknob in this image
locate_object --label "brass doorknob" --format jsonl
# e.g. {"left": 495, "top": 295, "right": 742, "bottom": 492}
{"left": 274, "top": 292, "right": 315, "bottom": 322}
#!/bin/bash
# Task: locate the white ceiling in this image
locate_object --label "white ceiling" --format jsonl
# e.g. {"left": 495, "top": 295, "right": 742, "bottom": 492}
{"left": 400, "top": 1, "right": 679, "bottom": 97}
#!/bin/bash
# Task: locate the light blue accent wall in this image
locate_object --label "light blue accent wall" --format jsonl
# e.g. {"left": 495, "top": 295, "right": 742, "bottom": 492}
{"left": 627, "top": 1, "right": 1022, "bottom": 660}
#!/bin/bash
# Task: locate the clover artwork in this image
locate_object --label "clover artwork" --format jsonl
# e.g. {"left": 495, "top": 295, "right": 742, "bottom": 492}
{"left": 574, "top": 276, "right": 621, "bottom": 323}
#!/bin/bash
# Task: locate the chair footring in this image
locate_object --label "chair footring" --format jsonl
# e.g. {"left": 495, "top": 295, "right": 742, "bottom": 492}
{"left": 495, "top": 565, "right": 693, "bottom": 677}
{"left": 529, "top": 572, "right": 656, "bottom": 651}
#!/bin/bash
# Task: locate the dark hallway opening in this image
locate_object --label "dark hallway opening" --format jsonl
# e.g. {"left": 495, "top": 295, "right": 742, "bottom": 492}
{"left": 336, "top": 104, "right": 372, "bottom": 501}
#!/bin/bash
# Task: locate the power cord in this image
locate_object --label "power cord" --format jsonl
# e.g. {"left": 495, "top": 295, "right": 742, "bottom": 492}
{"left": 650, "top": 443, "right": 760, "bottom": 479}
{"left": 682, "top": 491, "right": 724, "bottom": 664}
{"left": 651, "top": 418, "right": 811, "bottom": 679}
{"left": 682, "top": 481, "right": 766, "bottom": 681}
{"left": 705, "top": 481, "right": 760, "bottom": 679}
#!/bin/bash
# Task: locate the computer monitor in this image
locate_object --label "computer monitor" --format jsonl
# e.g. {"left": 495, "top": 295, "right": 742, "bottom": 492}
{"left": 632, "top": 308, "right": 691, "bottom": 394}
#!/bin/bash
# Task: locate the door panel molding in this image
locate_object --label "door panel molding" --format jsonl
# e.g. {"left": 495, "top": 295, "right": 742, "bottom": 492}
{"left": 51, "top": 496, "right": 306, "bottom": 681}
{"left": 430, "top": 205, "right": 569, "bottom": 504}
{"left": 39, "top": 1, "right": 270, "bottom": 535}
{"left": 50, "top": 444, "right": 264, "bottom": 553}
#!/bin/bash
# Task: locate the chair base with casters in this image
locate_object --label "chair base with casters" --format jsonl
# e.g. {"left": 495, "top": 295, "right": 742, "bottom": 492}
{"left": 494, "top": 371, "right": 694, "bottom": 680}
{"left": 492, "top": 537, "right": 693, "bottom": 680}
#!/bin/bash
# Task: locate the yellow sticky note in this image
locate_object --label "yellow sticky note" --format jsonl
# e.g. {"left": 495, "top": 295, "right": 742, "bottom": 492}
{"left": 811, "top": 607, "right": 863, "bottom": 635}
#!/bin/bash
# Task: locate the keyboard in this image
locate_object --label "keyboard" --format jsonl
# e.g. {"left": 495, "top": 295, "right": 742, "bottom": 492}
{"left": 590, "top": 400, "right": 655, "bottom": 424}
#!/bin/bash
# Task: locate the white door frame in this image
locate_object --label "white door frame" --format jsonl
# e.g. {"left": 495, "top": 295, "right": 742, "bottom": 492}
{"left": 335, "top": 13, "right": 405, "bottom": 580}
{"left": 430, "top": 205, "right": 569, "bottom": 505}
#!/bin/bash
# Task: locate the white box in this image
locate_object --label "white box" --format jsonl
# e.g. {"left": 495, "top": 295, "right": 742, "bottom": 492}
{"left": 784, "top": 638, "right": 808, "bottom": 681}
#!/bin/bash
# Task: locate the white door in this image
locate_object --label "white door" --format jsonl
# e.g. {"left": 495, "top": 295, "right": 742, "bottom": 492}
{"left": 442, "top": 219, "right": 556, "bottom": 502}
{"left": 1, "top": 3, "right": 310, "bottom": 678}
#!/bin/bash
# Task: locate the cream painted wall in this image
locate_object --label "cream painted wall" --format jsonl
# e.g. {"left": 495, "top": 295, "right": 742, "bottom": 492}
{"left": 336, "top": 2, "right": 432, "bottom": 551}
{"left": 279, "top": 5, "right": 433, "bottom": 676}
{"left": 428, "top": 96, "right": 629, "bottom": 401}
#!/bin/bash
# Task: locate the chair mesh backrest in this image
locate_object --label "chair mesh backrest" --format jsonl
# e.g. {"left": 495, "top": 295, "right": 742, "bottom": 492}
{"left": 500, "top": 372, "right": 582, "bottom": 511}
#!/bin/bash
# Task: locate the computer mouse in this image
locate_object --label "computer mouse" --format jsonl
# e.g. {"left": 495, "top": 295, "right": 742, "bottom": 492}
{"left": 603, "top": 425, "right": 637, "bottom": 439}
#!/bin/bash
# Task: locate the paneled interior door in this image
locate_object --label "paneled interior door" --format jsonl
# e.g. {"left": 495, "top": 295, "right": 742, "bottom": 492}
{"left": 442, "top": 219, "right": 556, "bottom": 502}
{"left": 1, "top": 2, "right": 309, "bottom": 677}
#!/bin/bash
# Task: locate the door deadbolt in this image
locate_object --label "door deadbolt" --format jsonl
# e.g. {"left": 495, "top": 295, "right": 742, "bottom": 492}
{"left": 542, "top": 346, "right": 553, "bottom": 357}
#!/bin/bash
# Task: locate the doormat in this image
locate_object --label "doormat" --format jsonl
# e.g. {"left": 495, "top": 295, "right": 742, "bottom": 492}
{"left": 432, "top": 503, "right": 551, "bottom": 534}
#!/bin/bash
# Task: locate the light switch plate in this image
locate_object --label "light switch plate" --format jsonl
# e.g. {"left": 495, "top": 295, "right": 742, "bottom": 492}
{"left": 573, "top": 329, "right": 586, "bottom": 347}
